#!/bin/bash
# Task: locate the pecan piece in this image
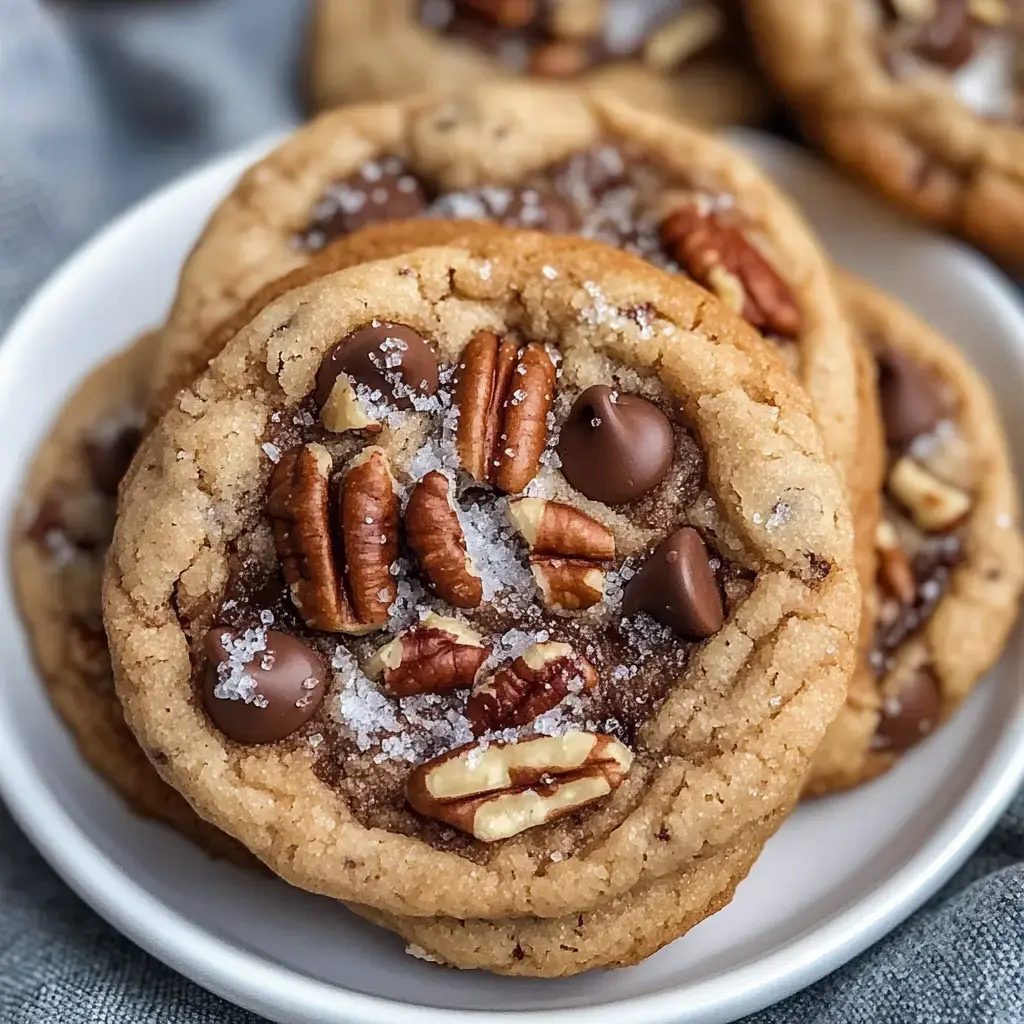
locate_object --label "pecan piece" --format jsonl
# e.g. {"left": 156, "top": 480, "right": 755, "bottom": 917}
{"left": 453, "top": 331, "right": 556, "bottom": 494}
{"left": 406, "top": 732, "right": 633, "bottom": 842}
{"left": 405, "top": 471, "right": 483, "bottom": 608}
{"left": 508, "top": 498, "right": 613, "bottom": 611}
{"left": 876, "top": 520, "right": 916, "bottom": 607}
{"left": 507, "top": 497, "right": 614, "bottom": 559}
{"left": 268, "top": 443, "right": 360, "bottom": 632}
{"left": 643, "top": 5, "right": 722, "bottom": 70}
{"left": 340, "top": 447, "right": 400, "bottom": 628}
{"left": 659, "top": 202, "right": 801, "bottom": 338}
{"left": 467, "top": 641, "right": 598, "bottom": 734}
{"left": 888, "top": 456, "right": 971, "bottom": 533}
{"left": 365, "top": 614, "right": 490, "bottom": 696}
{"left": 531, "top": 558, "right": 606, "bottom": 611}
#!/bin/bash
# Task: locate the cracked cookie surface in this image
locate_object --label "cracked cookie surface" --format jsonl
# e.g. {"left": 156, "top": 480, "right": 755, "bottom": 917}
{"left": 306, "top": 0, "right": 770, "bottom": 127}
{"left": 806, "top": 272, "right": 1024, "bottom": 793}
{"left": 106, "top": 233, "right": 858, "bottom": 921}
{"left": 748, "top": 0, "right": 1024, "bottom": 267}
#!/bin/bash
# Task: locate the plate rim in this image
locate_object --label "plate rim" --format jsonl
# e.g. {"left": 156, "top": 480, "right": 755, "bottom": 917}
{"left": 1, "top": 130, "right": 1023, "bottom": 1024}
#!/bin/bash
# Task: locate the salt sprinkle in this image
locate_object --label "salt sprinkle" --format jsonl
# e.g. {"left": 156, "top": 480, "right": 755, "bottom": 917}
{"left": 261, "top": 442, "right": 282, "bottom": 464}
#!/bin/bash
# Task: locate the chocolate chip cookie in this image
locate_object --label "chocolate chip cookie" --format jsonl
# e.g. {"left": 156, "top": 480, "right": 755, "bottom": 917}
{"left": 106, "top": 233, "right": 858, "bottom": 921}
{"left": 307, "top": 1, "right": 770, "bottom": 127}
{"left": 153, "top": 84, "right": 864, "bottom": 524}
{"left": 10, "top": 333, "right": 253, "bottom": 864}
{"left": 747, "top": 0, "right": 1024, "bottom": 267}
{"left": 806, "top": 273, "right": 1024, "bottom": 794}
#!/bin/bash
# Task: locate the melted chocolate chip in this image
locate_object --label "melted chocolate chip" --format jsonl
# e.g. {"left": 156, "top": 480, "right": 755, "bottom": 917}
{"left": 203, "top": 627, "right": 326, "bottom": 744}
{"left": 430, "top": 184, "right": 576, "bottom": 231}
{"left": 906, "top": 0, "right": 979, "bottom": 70}
{"left": 873, "top": 667, "right": 941, "bottom": 752}
{"left": 315, "top": 322, "right": 439, "bottom": 412}
{"left": 299, "top": 159, "right": 428, "bottom": 250}
{"left": 877, "top": 348, "right": 953, "bottom": 451}
{"left": 85, "top": 425, "right": 142, "bottom": 497}
{"left": 549, "top": 145, "right": 631, "bottom": 204}
{"left": 557, "top": 385, "right": 674, "bottom": 504}
{"left": 623, "top": 527, "right": 725, "bottom": 640}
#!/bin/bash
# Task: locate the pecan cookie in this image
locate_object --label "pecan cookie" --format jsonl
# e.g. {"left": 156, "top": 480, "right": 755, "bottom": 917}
{"left": 10, "top": 333, "right": 252, "bottom": 864}
{"left": 747, "top": 0, "right": 1024, "bottom": 267}
{"left": 106, "top": 233, "right": 858, "bottom": 921}
{"left": 306, "top": 0, "right": 770, "bottom": 127}
{"left": 152, "top": 84, "right": 863, "bottom": 510}
{"left": 806, "top": 273, "right": 1024, "bottom": 794}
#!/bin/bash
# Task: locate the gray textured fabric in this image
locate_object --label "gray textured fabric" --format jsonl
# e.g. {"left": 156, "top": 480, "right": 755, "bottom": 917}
{"left": 0, "top": 2, "right": 1021, "bottom": 1021}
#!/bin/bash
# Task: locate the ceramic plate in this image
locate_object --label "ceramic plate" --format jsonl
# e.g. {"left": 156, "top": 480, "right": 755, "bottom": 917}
{"left": 1, "top": 131, "right": 1022, "bottom": 1024}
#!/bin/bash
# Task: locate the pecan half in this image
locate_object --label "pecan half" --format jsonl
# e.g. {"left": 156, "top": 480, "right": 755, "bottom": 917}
{"left": 406, "top": 732, "right": 633, "bottom": 842}
{"left": 268, "top": 444, "right": 398, "bottom": 634}
{"left": 467, "top": 641, "right": 598, "bottom": 734}
{"left": 365, "top": 614, "right": 490, "bottom": 696}
{"left": 659, "top": 202, "right": 801, "bottom": 338}
{"left": 268, "top": 443, "right": 360, "bottom": 632}
{"left": 507, "top": 497, "right": 614, "bottom": 559}
{"left": 453, "top": 331, "right": 556, "bottom": 494}
{"left": 405, "top": 471, "right": 483, "bottom": 608}
{"left": 340, "top": 447, "right": 400, "bottom": 627}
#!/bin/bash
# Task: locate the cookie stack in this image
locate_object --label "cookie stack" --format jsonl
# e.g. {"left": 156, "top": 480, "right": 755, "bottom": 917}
{"left": 13, "top": 83, "right": 1023, "bottom": 976}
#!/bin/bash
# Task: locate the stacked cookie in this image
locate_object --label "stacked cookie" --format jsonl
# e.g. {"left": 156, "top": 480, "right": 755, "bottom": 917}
{"left": 13, "top": 84, "right": 1023, "bottom": 975}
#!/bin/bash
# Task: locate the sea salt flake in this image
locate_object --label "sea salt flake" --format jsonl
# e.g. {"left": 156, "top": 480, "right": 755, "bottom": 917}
{"left": 261, "top": 442, "right": 282, "bottom": 463}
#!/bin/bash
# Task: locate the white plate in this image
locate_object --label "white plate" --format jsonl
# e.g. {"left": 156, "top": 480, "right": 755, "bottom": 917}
{"left": 1, "top": 132, "right": 1023, "bottom": 1024}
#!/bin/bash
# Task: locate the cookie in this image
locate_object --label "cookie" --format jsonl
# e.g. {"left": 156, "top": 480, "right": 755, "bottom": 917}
{"left": 747, "top": 0, "right": 1024, "bottom": 267}
{"left": 805, "top": 273, "right": 1024, "bottom": 794}
{"left": 306, "top": 0, "right": 771, "bottom": 127}
{"left": 152, "top": 85, "right": 863, "bottom": 501}
{"left": 105, "top": 232, "right": 858, "bottom": 922}
{"left": 10, "top": 334, "right": 253, "bottom": 865}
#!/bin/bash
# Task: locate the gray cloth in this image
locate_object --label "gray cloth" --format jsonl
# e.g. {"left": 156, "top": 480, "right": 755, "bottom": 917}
{"left": 0, "top": 2, "right": 1021, "bottom": 1021}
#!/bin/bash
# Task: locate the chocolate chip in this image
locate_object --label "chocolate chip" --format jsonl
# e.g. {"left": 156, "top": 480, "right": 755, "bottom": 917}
{"left": 877, "top": 348, "right": 953, "bottom": 450}
{"left": 873, "top": 667, "right": 941, "bottom": 753}
{"left": 85, "top": 425, "right": 142, "bottom": 497}
{"left": 203, "top": 627, "right": 326, "bottom": 744}
{"left": 908, "top": 0, "right": 978, "bottom": 70}
{"left": 299, "top": 159, "right": 427, "bottom": 250}
{"left": 315, "top": 322, "right": 439, "bottom": 413}
{"left": 25, "top": 491, "right": 66, "bottom": 542}
{"left": 557, "top": 385, "right": 674, "bottom": 504}
{"left": 430, "top": 184, "right": 576, "bottom": 232}
{"left": 622, "top": 527, "right": 725, "bottom": 640}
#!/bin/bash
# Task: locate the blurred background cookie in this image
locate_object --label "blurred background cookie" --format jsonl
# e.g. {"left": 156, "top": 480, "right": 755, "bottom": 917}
{"left": 308, "top": 0, "right": 774, "bottom": 126}
{"left": 747, "top": 0, "right": 1024, "bottom": 267}
{"left": 806, "top": 273, "right": 1024, "bottom": 794}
